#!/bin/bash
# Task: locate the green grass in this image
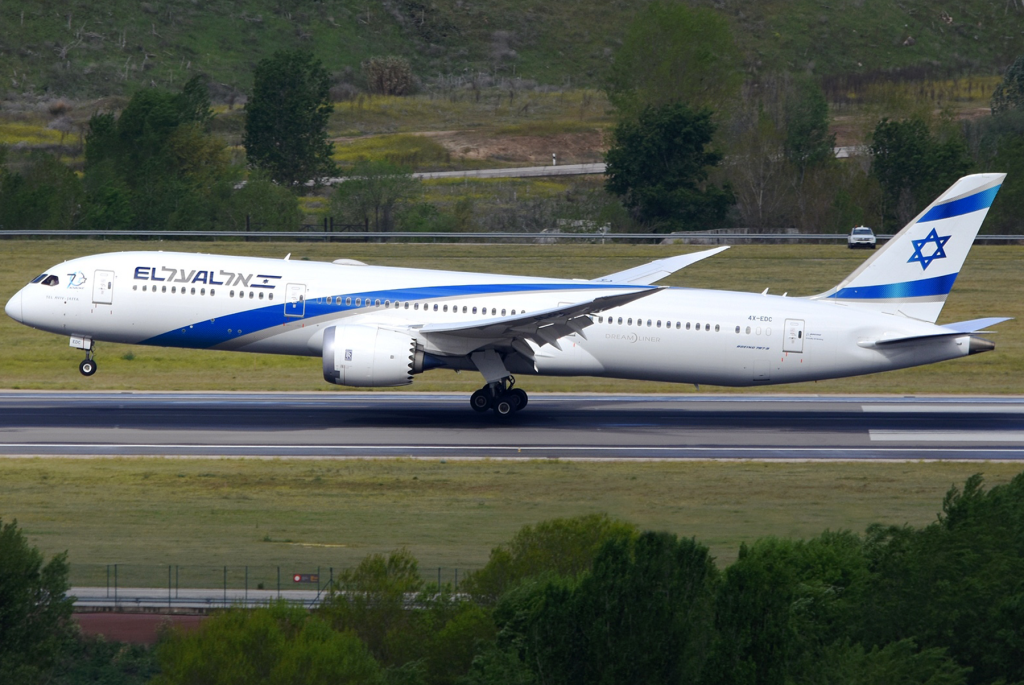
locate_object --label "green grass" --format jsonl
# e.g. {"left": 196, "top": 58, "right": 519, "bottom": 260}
{"left": 2, "top": 458, "right": 1021, "bottom": 586}
{"left": 0, "top": 122, "right": 64, "bottom": 146}
{"left": 2, "top": 240, "right": 1022, "bottom": 393}
{"left": 1, "top": 0, "right": 1016, "bottom": 100}
{"left": 329, "top": 91, "right": 613, "bottom": 136}
{"left": 332, "top": 133, "right": 451, "bottom": 167}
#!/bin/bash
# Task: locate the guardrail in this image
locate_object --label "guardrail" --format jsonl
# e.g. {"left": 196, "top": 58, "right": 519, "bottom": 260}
{"left": 2, "top": 230, "right": 1022, "bottom": 243}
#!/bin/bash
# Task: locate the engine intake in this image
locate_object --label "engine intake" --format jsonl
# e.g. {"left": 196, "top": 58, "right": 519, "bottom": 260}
{"left": 322, "top": 325, "right": 422, "bottom": 387}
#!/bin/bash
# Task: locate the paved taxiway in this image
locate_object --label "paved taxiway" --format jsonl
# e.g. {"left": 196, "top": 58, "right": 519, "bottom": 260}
{"left": 1, "top": 392, "right": 1023, "bottom": 460}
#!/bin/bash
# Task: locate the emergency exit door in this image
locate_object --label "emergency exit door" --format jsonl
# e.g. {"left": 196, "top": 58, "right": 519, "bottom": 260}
{"left": 92, "top": 270, "right": 114, "bottom": 304}
{"left": 284, "top": 283, "right": 306, "bottom": 317}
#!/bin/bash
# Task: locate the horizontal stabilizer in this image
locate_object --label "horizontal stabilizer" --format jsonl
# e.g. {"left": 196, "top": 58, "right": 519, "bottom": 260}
{"left": 861, "top": 317, "right": 1011, "bottom": 347}
{"left": 938, "top": 317, "right": 1012, "bottom": 333}
{"left": 592, "top": 247, "right": 729, "bottom": 285}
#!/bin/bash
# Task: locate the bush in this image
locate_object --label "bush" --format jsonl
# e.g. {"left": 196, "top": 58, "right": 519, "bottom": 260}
{"left": 364, "top": 57, "right": 415, "bottom": 97}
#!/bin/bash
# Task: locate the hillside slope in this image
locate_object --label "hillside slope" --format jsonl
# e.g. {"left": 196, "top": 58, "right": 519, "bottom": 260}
{"left": 0, "top": 0, "right": 1020, "bottom": 98}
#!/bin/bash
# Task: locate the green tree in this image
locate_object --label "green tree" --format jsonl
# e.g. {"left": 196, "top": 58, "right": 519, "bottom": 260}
{"left": 155, "top": 602, "right": 382, "bottom": 685}
{"left": 0, "top": 152, "right": 84, "bottom": 231}
{"left": 493, "top": 531, "right": 719, "bottom": 685}
{"left": 330, "top": 160, "right": 420, "bottom": 232}
{"left": 870, "top": 117, "right": 973, "bottom": 229}
{"left": 319, "top": 549, "right": 425, "bottom": 666}
{"left": 854, "top": 474, "right": 1024, "bottom": 685}
{"left": 0, "top": 519, "right": 76, "bottom": 684}
{"left": 963, "top": 109, "right": 1024, "bottom": 233}
{"left": 82, "top": 76, "right": 232, "bottom": 231}
{"left": 605, "top": 1, "right": 741, "bottom": 118}
{"left": 605, "top": 103, "right": 733, "bottom": 232}
{"left": 220, "top": 171, "right": 304, "bottom": 232}
{"left": 463, "top": 514, "right": 637, "bottom": 602}
{"left": 991, "top": 55, "right": 1024, "bottom": 115}
{"left": 244, "top": 50, "right": 337, "bottom": 189}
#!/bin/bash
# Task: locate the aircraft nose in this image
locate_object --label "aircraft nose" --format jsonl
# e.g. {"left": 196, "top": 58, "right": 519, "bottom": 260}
{"left": 5, "top": 290, "right": 22, "bottom": 323}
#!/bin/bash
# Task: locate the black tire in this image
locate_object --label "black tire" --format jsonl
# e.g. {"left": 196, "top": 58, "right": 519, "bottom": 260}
{"left": 470, "top": 388, "right": 491, "bottom": 412}
{"left": 869, "top": 244, "right": 876, "bottom": 250}
{"left": 79, "top": 359, "right": 97, "bottom": 376}
{"left": 511, "top": 388, "right": 528, "bottom": 409}
{"left": 494, "top": 396, "right": 515, "bottom": 417}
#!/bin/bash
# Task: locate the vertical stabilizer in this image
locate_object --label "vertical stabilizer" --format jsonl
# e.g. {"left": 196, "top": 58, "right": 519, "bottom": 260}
{"left": 812, "top": 173, "right": 1004, "bottom": 322}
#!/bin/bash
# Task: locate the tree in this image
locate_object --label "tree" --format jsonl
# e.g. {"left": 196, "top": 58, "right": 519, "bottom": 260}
{"left": 870, "top": 117, "right": 973, "bottom": 229}
{"left": 364, "top": 56, "right": 415, "bottom": 96}
{"left": 463, "top": 514, "right": 637, "bottom": 602}
{"left": 155, "top": 602, "right": 382, "bottom": 685}
{"left": 605, "top": 103, "right": 733, "bottom": 231}
{"left": 0, "top": 519, "right": 76, "bottom": 684}
{"left": 605, "top": 1, "right": 741, "bottom": 118}
{"left": 330, "top": 160, "right": 420, "bottom": 232}
{"left": 220, "top": 171, "right": 303, "bottom": 232}
{"left": 493, "top": 531, "right": 719, "bottom": 685}
{"left": 244, "top": 51, "right": 337, "bottom": 189}
{"left": 991, "top": 55, "right": 1024, "bottom": 115}
{"left": 0, "top": 152, "right": 84, "bottom": 231}
{"left": 82, "top": 76, "right": 232, "bottom": 231}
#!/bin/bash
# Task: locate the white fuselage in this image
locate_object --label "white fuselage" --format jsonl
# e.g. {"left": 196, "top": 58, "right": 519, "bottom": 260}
{"left": 7, "top": 251, "right": 973, "bottom": 387}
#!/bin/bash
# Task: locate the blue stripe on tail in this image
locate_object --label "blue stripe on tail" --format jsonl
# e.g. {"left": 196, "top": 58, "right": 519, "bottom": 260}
{"left": 829, "top": 273, "right": 958, "bottom": 300}
{"left": 918, "top": 186, "right": 1000, "bottom": 222}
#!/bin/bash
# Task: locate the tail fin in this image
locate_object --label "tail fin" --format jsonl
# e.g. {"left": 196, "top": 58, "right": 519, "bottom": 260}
{"left": 813, "top": 173, "right": 1004, "bottom": 322}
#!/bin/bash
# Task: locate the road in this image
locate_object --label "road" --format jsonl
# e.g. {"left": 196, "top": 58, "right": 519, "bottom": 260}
{"left": 1, "top": 392, "right": 1023, "bottom": 460}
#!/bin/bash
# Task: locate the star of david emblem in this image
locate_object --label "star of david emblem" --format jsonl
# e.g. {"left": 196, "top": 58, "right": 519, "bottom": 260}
{"left": 907, "top": 228, "right": 950, "bottom": 270}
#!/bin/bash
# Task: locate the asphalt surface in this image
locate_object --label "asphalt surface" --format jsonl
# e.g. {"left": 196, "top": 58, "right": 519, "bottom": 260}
{"left": 1, "top": 392, "right": 1024, "bottom": 460}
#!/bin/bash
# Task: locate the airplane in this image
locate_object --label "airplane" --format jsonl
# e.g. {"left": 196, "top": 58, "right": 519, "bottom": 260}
{"left": 4, "top": 173, "right": 1011, "bottom": 416}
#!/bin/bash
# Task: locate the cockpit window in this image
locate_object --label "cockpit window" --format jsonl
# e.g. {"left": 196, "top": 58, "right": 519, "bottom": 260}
{"left": 30, "top": 274, "right": 48, "bottom": 284}
{"left": 40, "top": 275, "right": 60, "bottom": 286}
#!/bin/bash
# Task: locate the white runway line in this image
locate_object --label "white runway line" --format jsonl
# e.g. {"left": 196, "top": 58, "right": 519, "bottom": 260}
{"left": 863, "top": 405, "right": 1024, "bottom": 413}
{"left": 870, "top": 430, "right": 1024, "bottom": 442}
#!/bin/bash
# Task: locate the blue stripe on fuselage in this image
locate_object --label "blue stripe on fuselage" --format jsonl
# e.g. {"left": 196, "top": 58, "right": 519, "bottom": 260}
{"left": 918, "top": 185, "right": 1000, "bottom": 222}
{"left": 828, "top": 273, "right": 958, "bottom": 300}
{"left": 138, "top": 282, "right": 650, "bottom": 349}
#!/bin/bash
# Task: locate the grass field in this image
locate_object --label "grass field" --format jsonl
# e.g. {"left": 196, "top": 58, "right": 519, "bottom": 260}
{"left": 2, "top": 240, "right": 1021, "bottom": 393}
{"left": 2, "top": 458, "right": 1021, "bottom": 587}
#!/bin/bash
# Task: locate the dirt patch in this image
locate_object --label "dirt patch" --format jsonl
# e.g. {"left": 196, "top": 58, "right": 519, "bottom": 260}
{"left": 421, "top": 129, "right": 607, "bottom": 165}
{"left": 75, "top": 612, "right": 206, "bottom": 645}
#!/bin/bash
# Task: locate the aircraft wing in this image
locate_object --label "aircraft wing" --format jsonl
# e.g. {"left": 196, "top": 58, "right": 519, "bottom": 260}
{"left": 591, "top": 247, "right": 729, "bottom": 285}
{"left": 415, "top": 287, "right": 662, "bottom": 352}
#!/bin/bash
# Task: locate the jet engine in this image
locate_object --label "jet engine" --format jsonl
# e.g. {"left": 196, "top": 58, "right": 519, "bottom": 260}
{"left": 322, "top": 325, "right": 424, "bottom": 387}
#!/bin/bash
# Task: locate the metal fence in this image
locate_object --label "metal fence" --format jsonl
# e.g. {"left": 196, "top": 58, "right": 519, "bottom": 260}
{"left": 70, "top": 563, "right": 469, "bottom": 610}
{"left": 3, "top": 230, "right": 1021, "bottom": 244}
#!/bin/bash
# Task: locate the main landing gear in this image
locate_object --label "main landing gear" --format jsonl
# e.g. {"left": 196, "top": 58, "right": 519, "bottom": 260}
{"left": 79, "top": 348, "right": 97, "bottom": 376}
{"left": 470, "top": 376, "right": 528, "bottom": 417}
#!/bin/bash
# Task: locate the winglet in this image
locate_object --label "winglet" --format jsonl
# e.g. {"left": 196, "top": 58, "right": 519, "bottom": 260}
{"left": 592, "top": 247, "right": 729, "bottom": 285}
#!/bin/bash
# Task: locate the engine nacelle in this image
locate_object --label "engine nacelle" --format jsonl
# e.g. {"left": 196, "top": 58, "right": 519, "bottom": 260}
{"left": 322, "top": 325, "right": 422, "bottom": 387}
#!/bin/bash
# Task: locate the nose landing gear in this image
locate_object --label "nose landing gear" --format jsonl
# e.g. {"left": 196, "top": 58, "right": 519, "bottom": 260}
{"left": 469, "top": 376, "right": 528, "bottom": 416}
{"left": 79, "top": 351, "right": 97, "bottom": 377}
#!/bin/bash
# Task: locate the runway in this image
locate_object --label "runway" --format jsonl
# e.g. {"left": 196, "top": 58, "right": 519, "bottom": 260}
{"left": 1, "top": 392, "right": 1024, "bottom": 460}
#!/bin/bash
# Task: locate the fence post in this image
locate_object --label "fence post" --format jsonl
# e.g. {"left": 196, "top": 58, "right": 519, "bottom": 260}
{"left": 454, "top": 568, "right": 458, "bottom": 593}
{"left": 114, "top": 564, "right": 118, "bottom": 608}
{"left": 168, "top": 565, "right": 172, "bottom": 608}
{"left": 106, "top": 565, "right": 109, "bottom": 598}
{"left": 317, "top": 566, "right": 321, "bottom": 595}
{"left": 277, "top": 566, "right": 280, "bottom": 599}
{"left": 175, "top": 565, "right": 179, "bottom": 599}
{"left": 223, "top": 566, "right": 227, "bottom": 607}
{"left": 438, "top": 567, "right": 441, "bottom": 591}
{"left": 245, "top": 566, "right": 248, "bottom": 606}
{"left": 245, "top": 214, "right": 250, "bottom": 232}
